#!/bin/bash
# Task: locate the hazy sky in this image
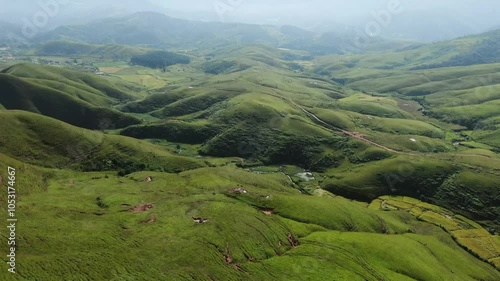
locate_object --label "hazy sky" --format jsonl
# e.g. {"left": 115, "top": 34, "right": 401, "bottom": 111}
{"left": 2, "top": 0, "right": 500, "bottom": 41}
{"left": 153, "top": 1, "right": 499, "bottom": 22}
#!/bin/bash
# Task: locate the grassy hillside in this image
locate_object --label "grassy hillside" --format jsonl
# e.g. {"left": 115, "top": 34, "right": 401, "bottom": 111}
{"left": 314, "top": 28, "right": 500, "bottom": 73}
{"left": 312, "top": 31, "right": 500, "bottom": 151}
{"left": 322, "top": 154, "right": 500, "bottom": 228}
{"left": 119, "top": 81, "right": 354, "bottom": 168}
{"left": 0, "top": 163, "right": 498, "bottom": 280}
{"left": 97, "top": 43, "right": 500, "bottom": 230}
{"left": 36, "top": 40, "right": 152, "bottom": 59}
{"left": 370, "top": 196, "right": 500, "bottom": 268}
{"left": 0, "top": 110, "right": 203, "bottom": 173}
{"left": 0, "top": 152, "right": 51, "bottom": 199}
{"left": 4, "top": 32, "right": 500, "bottom": 279}
{"left": 0, "top": 64, "right": 145, "bottom": 129}
{"left": 3, "top": 63, "right": 140, "bottom": 102}
{"left": 414, "top": 29, "right": 500, "bottom": 69}
{"left": 0, "top": 74, "right": 140, "bottom": 129}
{"left": 16, "top": 40, "right": 492, "bottom": 226}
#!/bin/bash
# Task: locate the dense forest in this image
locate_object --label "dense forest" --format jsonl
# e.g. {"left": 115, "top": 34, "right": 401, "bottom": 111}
{"left": 130, "top": 51, "right": 190, "bottom": 69}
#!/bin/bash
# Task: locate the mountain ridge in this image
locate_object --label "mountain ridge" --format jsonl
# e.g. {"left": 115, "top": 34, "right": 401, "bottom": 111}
{"left": 33, "top": 11, "right": 406, "bottom": 54}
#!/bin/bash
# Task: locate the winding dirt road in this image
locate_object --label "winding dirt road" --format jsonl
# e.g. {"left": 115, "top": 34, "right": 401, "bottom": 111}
{"left": 267, "top": 91, "right": 500, "bottom": 165}
{"left": 268, "top": 92, "right": 406, "bottom": 154}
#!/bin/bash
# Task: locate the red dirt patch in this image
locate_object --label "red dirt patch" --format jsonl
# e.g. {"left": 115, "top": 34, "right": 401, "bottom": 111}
{"left": 259, "top": 208, "right": 274, "bottom": 215}
{"left": 129, "top": 204, "right": 153, "bottom": 213}
{"left": 231, "top": 187, "right": 248, "bottom": 194}
{"left": 224, "top": 243, "right": 233, "bottom": 264}
{"left": 287, "top": 232, "right": 299, "bottom": 247}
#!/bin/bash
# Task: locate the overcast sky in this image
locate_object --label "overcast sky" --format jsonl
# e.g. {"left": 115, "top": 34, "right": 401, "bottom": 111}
{"left": 2, "top": 0, "right": 500, "bottom": 41}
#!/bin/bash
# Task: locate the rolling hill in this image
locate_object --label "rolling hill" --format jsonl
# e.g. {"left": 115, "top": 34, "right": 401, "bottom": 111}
{"left": 311, "top": 27, "right": 500, "bottom": 73}
{"left": 312, "top": 29, "right": 500, "bottom": 152}
{"left": 0, "top": 64, "right": 142, "bottom": 129}
{"left": 0, "top": 110, "right": 203, "bottom": 173}
{"left": 413, "top": 29, "right": 500, "bottom": 69}
{"left": 0, "top": 129, "right": 498, "bottom": 280}
{"left": 86, "top": 43, "right": 499, "bottom": 230}
{"left": 35, "top": 40, "right": 153, "bottom": 59}
{"left": 1, "top": 21, "right": 499, "bottom": 280}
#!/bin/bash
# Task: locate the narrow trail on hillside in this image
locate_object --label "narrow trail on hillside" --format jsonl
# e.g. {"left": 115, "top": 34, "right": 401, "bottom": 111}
{"left": 289, "top": 97, "right": 407, "bottom": 154}
{"left": 268, "top": 91, "right": 413, "bottom": 155}
{"left": 267, "top": 92, "right": 500, "bottom": 165}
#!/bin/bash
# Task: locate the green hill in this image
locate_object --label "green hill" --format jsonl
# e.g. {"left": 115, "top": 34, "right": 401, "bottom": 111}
{"left": 3, "top": 63, "right": 139, "bottom": 102}
{"left": 2, "top": 28, "right": 500, "bottom": 279}
{"left": 0, "top": 110, "right": 203, "bottom": 173}
{"left": 0, "top": 160, "right": 498, "bottom": 280}
{"left": 36, "top": 40, "right": 152, "bottom": 59}
{"left": 412, "top": 29, "right": 500, "bottom": 69}
{"left": 103, "top": 44, "right": 500, "bottom": 231}
{"left": 0, "top": 64, "right": 143, "bottom": 129}
{"left": 0, "top": 74, "right": 140, "bottom": 129}
{"left": 119, "top": 81, "right": 352, "bottom": 168}
{"left": 312, "top": 31, "right": 500, "bottom": 151}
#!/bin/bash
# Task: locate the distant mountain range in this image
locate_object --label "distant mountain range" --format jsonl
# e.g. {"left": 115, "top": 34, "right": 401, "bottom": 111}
{"left": 2, "top": 10, "right": 500, "bottom": 58}
{"left": 32, "top": 12, "right": 407, "bottom": 54}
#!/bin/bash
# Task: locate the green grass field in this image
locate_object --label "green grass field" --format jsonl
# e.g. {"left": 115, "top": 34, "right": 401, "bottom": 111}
{"left": 1, "top": 164, "right": 498, "bottom": 280}
{"left": 1, "top": 32, "right": 500, "bottom": 279}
